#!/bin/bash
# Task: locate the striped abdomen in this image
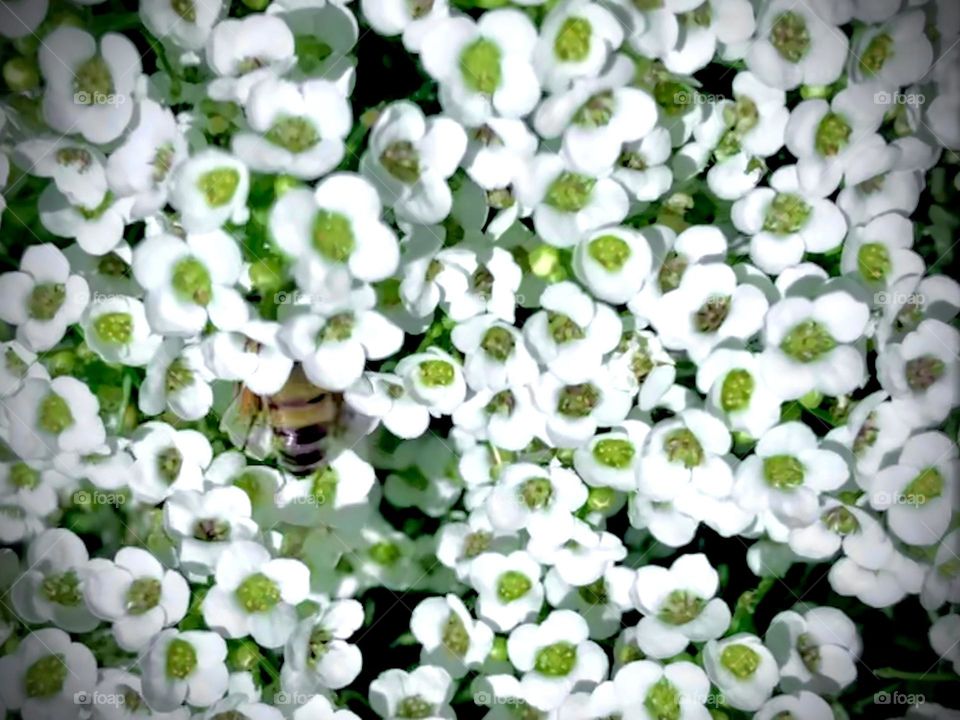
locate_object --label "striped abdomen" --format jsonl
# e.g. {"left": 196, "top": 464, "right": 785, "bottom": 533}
{"left": 267, "top": 367, "right": 342, "bottom": 476}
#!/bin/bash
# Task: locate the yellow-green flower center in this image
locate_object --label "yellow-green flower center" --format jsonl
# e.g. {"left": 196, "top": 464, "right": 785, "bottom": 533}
{"left": 485, "top": 389, "right": 516, "bottom": 416}
{"left": 658, "top": 589, "right": 704, "bottom": 625}
{"left": 460, "top": 38, "right": 502, "bottom": 95}
{"left": 592, "top": 438, "right": 635, "bottom": 469}
{"left": 780, "top": 320, "right": 836, "bottom": 363}
{"left": 547, "top": 312, "right": 585, "bottom": 344}
{"left": 857, "top": 242, "right": 891, "bottom": 282}
{"left": 312, "top": 210, "right": 355, "bottom": 263}
{"left": 481, "top": 326, "right": 515, "bottom": 361}
{"left": 25, "top": 654, "right": 67, "bottom": 698}
{"left": 815, "top": 112, "right": 852, "bottom": 158}
{"left": 797, "top": 632, "right": 820, "bottom": 672}
{"left": 663, "top": 428, "right": 703, "bottom": 469}
{"left": 311, "top": 466, "right": 338, "bottom": 505}
{"left": 166, "top": 638, "right": 197, "bottom": 679}
{"left": 588, "top": 234, "right": 631, "bottom": 272}
{"left": 93, "top": 312, "right": 134, "bottom": 345}
{"left": 724, "top": 95, "right": 760, "bottom": 135}
{"left": 97, "top": 252, "right": 130, "bottom": 277}
{"left": 396, "top": 696, "right": 434, "bottom": 719}
{"left": 5, "top": 347, "right": 29, "bottom": 378}
{"left": 196, "top": 167, "right": 240, "bottom": 207}
{"left": 265, "top": 117, "right": 319, "bottom": 153}
{"left": 519, "top": 477, "right": 553, "bottom": 509}
{"left": 821, "top": 505, "right": 859, "bottom": 535}
{"left": 41, "top": 570, "right": 82, "bottom": 605}
{"left": 769, "top": 11, "right": 810, "bottom": 63}
{"left": 170, "top": 0, "right": 197, "bottom": 22}
{"left": 763, "top": 193, "right": 811, "bottom": 235}
{"left": 380, "top": 140, "right": 421, "bottom": 183}
{"left": 763, "top": 454, "right": 805, "bottom": 489}
{"left": 369, "top": 541, "right": 402, "bottom": 566}
{"left": 441, "top": 611, "right": 470, "bottom": 656}
{"left": 556, "top": 382, "right": 600, "bottom": 418}
{"left": 321, "top": 312, "right": 355, "bottom": 342}
{"left": 554, "top": 17, "right": 592, "bottom": 62}
{"left": 39, "top": 392, "right": 74, "bottom": 434}
{"left": 165, "top": 358, "right": 194, "bottom": 393}
{"left": 644, "top": 678, "right": 681, "bottom": 720}
{"left": 905, "top": 355, "right": 944, "bottom": 392}
{"left": 419, "top": 359, "right": 455, "bottom": 387}
{"left": 860, "top": 32, "right": 894, "bottom": 76}
{"left": 156, "top": 446, "right": 183, "bottom": 484}
{"left": 28, "top": 283, "right": 66, "bottom": 321}
{"left": 720, "top": 369, "right": 754, "bottom": 412}
{"left": 193, "top": 517, "right": 231, "bottom": 541}
{"left": 586, "top": 486, "right": 617, "bottom": 512}
{"left": 903, "top": 467, "right": 944, "bottom": 506}
{"left": 10, "top": 462, "right": 39, "bottom": 489}
{"left": 172, "top": 257, "right": 212, "bottom": 306}
{"left": 573, "top": 90, "right": 615, "bottom": 128}
{"left": 235, "top": 572, "right": 282, "bottom": 613}
{"left": 126, "top": 577, "right": 162, "bottom": 615}
{"left": 534, "top": 641, "right": 577, "bottom": 677}
{"left": 694, "top": 295, "right": 731, "bottom": 333}
{"left": 74, "top": 55, "right": 113, "bottom": 100}
{"left": 720, "top": 643, "right": 761, "bottom": 679}
{"left": 497, "top": 570, "right": 532, "bottom": 602}
{"left": 545, "top": 172, "right": 595, "bottom": 212}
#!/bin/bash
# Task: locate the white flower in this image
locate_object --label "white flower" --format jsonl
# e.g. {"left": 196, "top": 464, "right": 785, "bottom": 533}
{"left": 573, "top": 225, "right": 654, "bottom": 305}
{"left": 168, "top": 150, "right": 250, "bottom": 233}
{"left": 929, "top": 614, "right": 960, "bottom": 675}
{"left": 527, "top": 518, "right": 626, "bottom": 586}
{"left": 380, "top": 436, "right": 462, "bottom": 518}
{"left": 233, "top": 76, "right": 351, "bottom": 179}
{"left": 128, "top": 421, "right": 212, "bottom": 504}
{"left": 369, "top": 665, "right": 455, "bottom": 720}
{"left": 613, "top": 126, "right": 674, "bottom": 202}
{"left": 452, "top": 315, "right": 538, "bottom": 392}
{"left": 140, "top": 339, "right": 214, "bottom": 420}
{"left": 362, "top": 101, "right": 467, "bottom": 224}
{"left": 345, "top": 372, "right": 431, "bottom": 439}
{"left": 842, "top": 213, "right": 924, "bottom": 292}
{"left": 754, "top": 691, "right": 835, "bottom": 720}
{"left": 396, "top": 347, "right": 467, "bottom": 417}
{"left": 573, "top": 420, "right": 648, "bottom": 492}
{"left": 533, "top": 0, "right": 623, "bottom": 93}
{"left": 14, "top": 136, "right": 108, "bottom": 209}
{"left": 202, "top": 540, "right": 310, "bottom": 648}
{"left": 788, "top": 498, "right": 891, "bottom": 568}
{"left": 702, "top": 633, "right": 779, "bottom": 711}
{"left": 133, "top": 229, "right": 247, "bottom": 335}
{"left": 39, "top": 27, "right": 140, "bottom": 143}
{"left": 163, "top": 486, "right": 259, "bottom": 578}
{"left": 543, "top": 563, "right": 634, "bottom": 640}
{"left": 203, "top": 319, "right": 293, "bottom": 395}
{"left": 81, "top": 295, "right": 161, "bottom": 366}
{"left": 0, "top": 0, "right": 47, "bottom": 39}
{"left": 921, "top": 529, "right": 960, "bottom": 611}
{"left": 605, "top": 328, "right": 676, "bottom": 412}
{"left": 0, "top": 459, "right": 60, "bottom": 541}
{"left": 84, "top": 546, "right": 189, "bottom": 651}
{"left": 746, "top": 0, "right": 849, "bottom": 90}
{"left": 292, "top": 695, "right": 361, "bottom": 720}
{"left": 271, "top": 1, "right": 359, "bottom": 85}
{"left": 38, "top": 184, "right": 134, "bottom": 257}
{"left": 0, "top": 340, "right": 47, "bottom": 399}
{"left": 282, "top": 600, "right": 364, "bottom": 693}
{"left": 534, "top": 368, "right": 633, "bottom": 448}
{"left": 421, "top": 10, "right": 541, "bottom": 125}
{"left": 87, "top": 669, "right": 186, "bottom": 720}
{"left": 869, "top": 430, "right": 958, "bottom": 546}
{"left": 0, "top": 628, "right": 96, "bottom": 720}
{"left": 4, "top": 377, "right": 105, "bottom": 460}
{"left": 470, "top": 550, "right": 544, "bottom": 632}
{"left": 63, "top": 242, "right": 140, "bottom": 300}
{"left": 270, "top": 173, "right": 400, "bottom": 293}
{"left": 0, "top": 244, "right": 89, "bottom": 352}
{"left": 765, "top": 606, "right": 861, "bottom": 694}
{"left": 486, "top": 461, "right": 587, "bottom": 543}
{"left": 759, "top": 291, "right": 870, "bottom": 400}
{"left": 877, "top": 319, "right": 960, "bottom": 429}
{"left": 695, "top": 348, "right": 781, "bottom": 439}
{"left": 205, "top": 15, "right": 296, "bottom": 103}
{"left": 849, "top": 10, "right": 933, "bottom": 88}
{"left": 632, "top": 553, "right": 731, "bottom": 659}
{"left": 665, "top": 0, "right": 755, "bottom": 74}
{"left": 638, "top": 408, "right": 732, "bottom": 502}
{"left": 507, "top": 609, "right": 608, "bottom": 711}
{"left": 435, "top": 243, "right": 522, "bottom": 323}
{"left": 451, "top": 384, "right": 546, "bottom": 451}
{"left": 628, "top": 494, "right": 699, "bottom": 549}
{"left": 516, "top": 153, "right": 629, "bottom": 248}
{"left": 361, "top": 0, "right": 451, "bottom": 53}
{"left": 585, "top": 659, "right": 713, "bottom": 720}
{"left": 141, "top": 0, "right": 221, "bottom": 52}
{"left": 140, "top": 629, "right": 229, "bottom": 711}
{"left": 410, "top": 594, "right": 494, "bottom": 678}
{"left": 462, "top": 118, "right": 538, "bottom": 192}
{"left": 828, "top": 547, "right": 925, "bottom": 608}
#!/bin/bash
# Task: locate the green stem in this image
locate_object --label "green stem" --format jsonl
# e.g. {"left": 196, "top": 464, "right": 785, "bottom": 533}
{"left": 875, "top": 669, "right": 959, "bottom": 682}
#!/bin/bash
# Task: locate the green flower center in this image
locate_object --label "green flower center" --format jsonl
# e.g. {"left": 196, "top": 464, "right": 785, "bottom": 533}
{"left": 485, "top": 389, "right": 516, "bottom": 416}
{"left": 56, "top": 147, "right": 93, "bottom": 170}
{"left": 554, "top": 16, "right": 592, "bottom": 62}
{"left": 720, "top": 643, "right": 761, "bottom": 679}
{"left": 156, "top": 446, "right": 183, "bottom": 483}
{"left": 663, "top": 428, "right": 703, "bottom": 469}
{"left": 860, "top": 32, "right": 894, "bottom": 75}
{"left": 547, "top": 312, "right": 585, "bottom": 344}
{"left": 126, "top": 577, "right": 162, "bottom": 615}
{"left": 28, "top": 283, "right": 66, "bottom": 321}
{"left": 534, "top": 642, "right": 578, "bottom": 677}
{"left": 97, "top": 252, "right": 129, "bottom": 277}
{"left": 633, "top": 0, "right": 664, "bottom": 9}
{"left": 588, "top": 234, "right": 631, "bottom": 272}
{"left": 321, "top": 312, "right": 355, "bottom": 342}
{"left": 780, "top": 320, "right": 837, "bottom": 363}
{"left": 460, "top": 38, "right": 502, "bottom": 95}
{"left": 481, "top": 326, "right": 515, "bottom": 361}
{"left": 369, "top": 541, "right": 402, "bottom": 566}
{"left": 903, "top": 467, "right": 944, "bottom": 506}
{"left": 694, "top": 295, "right": 731, "bottom": 333}
{"left": 407, "top": 0, "right": 434, "bottom": 18}
{"left": 658, "top": 251, "right": 688, "bottom": 293}
{"left": 797, "top": 632, "right": 820, "bottom": 672}
{"left": 396, "top": 696, "right": 434, "bottom": 719}
{"left": 235, "top": 572, "right": 282, "bottom": 613}
{"left": 312, "top": 210, "right": 355, "bottom": 263}
{"left": 10, "top": 462, "right": 39, "bottom": 489}
{"left": 658, "top": 589, "right": 704, "bottom": 625}
{"left": 193, "top": 518, "right": 231, "bottom": 541}
{"left": 5, "top": 347, "right": 29, "bottom": 378}
{"left": 644, "top": 678, "right": 681, "bottom": 720}
{"left": 77, "top": 191, "right": 114, "bottom": 221}
{"left": 39, "top": 392, "right": 74, "bottom": 434}
{"left": 822, "top": 505, "right": 860, "bottom": 535}
{"left": 586, "top": 486, "right": 617, "bottom": 512}
{"left": 265, "top": 117, "right": 319, "bottom": 153}
{"left": 618, "top": 149, "right": 647, "bottom": 170}
{"left": 575, "top": 578, "right": 607, "bottom": 605}
{"left": 74, "top": 55, "right": 113, "bottom": 100}
{"left": 720, "top": 369, "right": 754, "bottom": 412}
{"left": 166, "top": 638, "right": 197, "bottom": 680}
{"left": 592, "top": 438, "right": 635, "bottom": 469}
{"left": 497, "top": 570, "right": 532, "bottom": 602}
{"left": 41, "top": 570, "right": 82, "bottom": 606}
{"left": 295, "top": 35, "right": 333, "bottom": 74}
{"left": 519, "top": 477, "right": 553, "bottom": 509}
{"left": 763, "top": 455, "right": 805, "bottom": 489}
{"left": 170, "top": 0, "right": 196, "bottom": 22}
{"left": 196, "top": 167, "right": 240, "bottom": 207}
{"left": 93, "top": 312, "right": 133, "bottom": 345}
{"left": 905, "top": 355, "right": 944, "bottom": 391}
{"left": 573, "top": 91, "right": 615, "bottom": 128}
{"left": 556, "top": 383, "right": 600, "bottom": 418}
{"left": 166, "top": 358, "right": 194, "bottom": 394}
{"left": 545, "top": 172, "right": 595, "bottom": 212}
{"left": 464, "top": 530, "right": 491, "bottom": 558}
{"left": 419, "top": 359, "right": 455, "bottom": 387}
{"left": 724, "top": 95, "right": 760, "bottom": 135}
{"left": 654, "top": 80, "right": 695, "bottom": 117}
{"left": 25, "top": 654, "right": 66, "bottom": 698}
{"left": 172, "top": 257, "right": 213, "bottom": 306}
{"left": 815, "top": 112, "right": 852, "bottom": 157}
{"left": 307, "top": 627, "right": 332, "bottom": 666}
{"left": 119, "top": 686, "right": 143, "bottom": 712}
{"left": 311, "top": 466, "right": 338, "bottom": 505}
{"left": 763, "top": 193, "right": 811, "bottom": 235}
{"left": 442, "top": 611, "right": 470, "bottom": 656}
{"left": 153, "top": 144, "right": 176, "bottom": 183}
{"left": 380, "top": 140, "right": 421, "bottom": 183}
{"left": 938, "top": 558, "right": 960, "bottom": 579}
{"left": 769, "top": 11, "right": 810, "bottom": 63}
{"left": 857, "top": 242, "right": 891, "bottom": 282}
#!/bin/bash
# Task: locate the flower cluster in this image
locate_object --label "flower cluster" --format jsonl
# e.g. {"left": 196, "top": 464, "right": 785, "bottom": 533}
{"left": 0, "top": 0, "right": 959, "bottom": 717}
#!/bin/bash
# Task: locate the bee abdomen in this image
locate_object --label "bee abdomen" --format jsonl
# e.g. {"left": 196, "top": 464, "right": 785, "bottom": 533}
{"left": 273, "top": 425, "right": 330, "bottom": 476}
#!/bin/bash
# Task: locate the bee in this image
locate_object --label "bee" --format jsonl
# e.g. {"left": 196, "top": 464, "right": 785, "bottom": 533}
{"left": 221, "top": 364, "right": 345, "bottom": 476}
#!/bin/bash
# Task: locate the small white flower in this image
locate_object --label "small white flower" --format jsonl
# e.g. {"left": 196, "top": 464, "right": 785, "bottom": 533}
{"left": 754, "top": 690, "right": 835, "bottom": 720}
{"left": 605, "top": 328, "right": 676, "bottom": 411}
{"left": 573, "top": 225, "right": 654, "bottom": 305}
{"left": 202, "top": 540, "right": 310, "bottom": 648}
{"left": 632, "top": 553, "right": 731, "bottom": 659}
{"left": 703, "top": 633, "right": 779, "bottom": 711}
{"left": 396, "top": 347, "right": 467, "bottom": 417}
{"left": 507, "top": 609, "right": 608, "bottom": 711}
{"left": 205, "top": 15, "right": 296, "bottom": 103}
{"left": 0, "top": 460, "right": 60, "bottom": 541}
{"left": 930, "top": 614, "right": 960, "bottom": 675}
{"left": 81, "top": 295, "right": 160, "bottom": 366}
{"left": 0, "top": 341, "right": 47, "bottom": 399}
{"left": 128, "top": 421, "right": 212, "bottom": 504}
{"left": 470, "top": 550, "right": 544, "bottom": 632}
{"left": 39, "top": 27, "right": 140, "bottom": 144}
{"left": 765, "top": 606, "right": 861, "bottom": 694}
{"left": 291, "top": 695, "right": 361, "bottom": 720}
{"left": 451, "top": 384, "right": 546, "bottom": 451}
{"left": 788, "top": 498, "right": 891, "bottom": 569}
{"left": 921, "top": 529, "right": 960, "bottom": 611}
{"left": 345, "top": 372, "right": 431, "bottom": 439}
{"left": 534, "top": 368, "right": 633, "bottom": 448}
{"left": 828, "top": 547, "right": 925, "bottom": 608}
{"left": 281, "top": 599, "right": 364, "bottom": 693}
{"left": 526, "top": 518, "right": 626, "bottom": 586}
{"left": 573, "top": 420, "right": 648, "bottom": 492}
{"left": 4, "top": 377, "right": 105, "bottom": 460}
{"left": 140, "top": 628, "right": 229, "bottom": 711}
{"left": 534, "top": 0, "right": 623, "bottom": 93}
{"left": 369, "top": 665, "right": 455, "bottom": 720}
{"left": 696, "top": 348, "right": 781, "bottom": 439}
{"left": 0, "top": 244, "right": 89, "bottom": 352}
{"left": 14, "top": 136, "right": 108, "bottom": 209}
{"left": 462, "top": 118, "right": 538, "bottom": 192}
{"left": 452, "top": 314, "right": 538, "bottom": 392}
{"left": 435, "top": 243, "right": 522, "bottom": 323}
{"left": 613, "top": 126, "right": 674, "bottom": 202}
{"left": 168, "top": 149, "right": 250, "bottom": 233}
{"left": 380, "top": 436, "right": 462, "bottom": 518}
{"left": 0, "top": 0, "right": 47, "bottom": 39}
{"left": 849, "top": 10, "right": 933, "bottom": 88}
{"left": 361, "top": 0, "right": 451, "bottom": 53}
{"left": 38, "top": 184, "right": 135, "bottom": 257}
{"left": 140, "top": 339, "right": 214, "bottom": 420}
{"left": 410, "top": 594, "right": 494, "bottom": 678}
{"left": 543, "top": 563, "right": 634, "bottom": 640}
{"left": 204, "top": 319, "right": 293, "bottom": 395}
{"left": 486, "top": 461, "right": 587, "bottom": 543}
{"left": 586, "top": 659, "right": 713, "bottom": 720}
{"left": 140, "top": 0, "right": 221, "bottom": 52}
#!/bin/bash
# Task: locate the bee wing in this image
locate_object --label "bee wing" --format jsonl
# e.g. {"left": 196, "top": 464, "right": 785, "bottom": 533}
{"left": 220, "top": 387, "right": 274, "bottom": 461}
